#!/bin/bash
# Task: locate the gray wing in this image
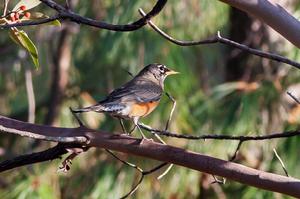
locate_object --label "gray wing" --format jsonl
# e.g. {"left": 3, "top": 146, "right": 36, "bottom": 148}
{"left": 100, "top": 82, "right": 162, "bottom": 104}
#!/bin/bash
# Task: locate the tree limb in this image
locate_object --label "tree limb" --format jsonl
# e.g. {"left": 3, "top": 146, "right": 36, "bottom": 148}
{"left": 139, "top": 123, "right": 300, "bottom": 141}
{"left": 0, "top": 0, "right": 167, "bottom": 31}
{"left": 218, "top": 0, "right": 300, "bottom": 48}
{"left": 0, "top": 143, "right": 77, "bottom": 172}
{"left": 0, "top": 115, "right": 300, "bottom": 197}
{"left": 138, "top": 9, "right": 300, "bottom": 70}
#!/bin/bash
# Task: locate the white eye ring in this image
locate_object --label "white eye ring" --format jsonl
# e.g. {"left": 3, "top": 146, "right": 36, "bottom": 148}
{"left": 158, "top": 65, "right": 164, "bottom": 72}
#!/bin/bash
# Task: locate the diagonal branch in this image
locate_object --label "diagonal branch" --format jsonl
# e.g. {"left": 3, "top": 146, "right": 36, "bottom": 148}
{"left": 106, "top": 149, "right": 167, "bottom": 198}
{"left": 287, "top": 91, "right": 300, "bottom": 104}
{"left": 0, "top": 15, "right": 61, "bottom": 28}
{"left": 218, "top": 0, "right": 300, "bottom": 48}
{"left": 0, "top": 115, "right": 300, "bottom": 197}
{"left": 0, "top": 143, "right": 77, "bottom": 172}
{"left": 138, "top": 9, "right": 300, "bottom": 70}
{"left": 0, "top": 0, "right": 167, "bottom": 31}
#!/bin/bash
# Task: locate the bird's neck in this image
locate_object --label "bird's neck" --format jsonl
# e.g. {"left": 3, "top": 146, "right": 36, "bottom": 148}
{"left": 135, "top": 75, "right": 164, "bottom": 90}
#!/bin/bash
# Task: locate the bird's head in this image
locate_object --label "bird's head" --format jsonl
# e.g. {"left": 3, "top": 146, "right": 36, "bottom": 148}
{"left": 138, "top": 63, "right": 179, "bottom": 85}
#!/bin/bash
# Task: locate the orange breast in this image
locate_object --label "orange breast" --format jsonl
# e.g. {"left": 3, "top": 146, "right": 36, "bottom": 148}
{"left": 129, "top": 101, "right": 159, "bottom": 118}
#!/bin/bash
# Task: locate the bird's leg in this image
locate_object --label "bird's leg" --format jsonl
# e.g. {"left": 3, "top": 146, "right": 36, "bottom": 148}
{"left": 133, "top": 117, "right": 147, "bottom": 139}
{"left": 119, "top": 118, "right": 128, "bottom": 134}
{"left": 69, "top": 107, "right": 85, "bottom": 127}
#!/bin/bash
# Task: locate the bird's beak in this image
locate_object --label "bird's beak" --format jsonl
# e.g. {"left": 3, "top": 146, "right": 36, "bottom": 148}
{"left": 165, "top": 68, "right": 179, "bottom": 76}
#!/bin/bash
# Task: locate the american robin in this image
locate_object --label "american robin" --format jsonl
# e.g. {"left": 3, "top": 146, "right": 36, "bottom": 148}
{"left": 71, "top": 63, "right": 178, "bottom": 138}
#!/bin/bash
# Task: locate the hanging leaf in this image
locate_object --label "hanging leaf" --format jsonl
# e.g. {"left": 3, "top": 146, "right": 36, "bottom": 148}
{"left": 19, "top": 31, "right": 39, "bottom": 69}
{"left": 9, "top": 29, "right": 26, "bottom": 48}
{"left": 13, "top": 0, "right": 41, "bottom": 11}
{"left": 9, "top": 29, "right": 39, "bottom": 69}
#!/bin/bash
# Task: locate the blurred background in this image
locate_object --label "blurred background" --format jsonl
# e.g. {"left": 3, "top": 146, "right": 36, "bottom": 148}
{"left": 1, "top": 0, "right": 300, "bottom": 198}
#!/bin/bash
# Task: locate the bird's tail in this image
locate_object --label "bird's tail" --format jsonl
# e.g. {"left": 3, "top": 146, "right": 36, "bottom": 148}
{"left": 70, "top": 104, "right": 104, "bottom": 113}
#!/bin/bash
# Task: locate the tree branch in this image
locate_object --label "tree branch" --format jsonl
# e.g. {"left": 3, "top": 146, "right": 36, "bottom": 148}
{"left": 0, "top": 143, "right": 79, "bottom": 172}
{"left": 0, "top": 0, "right": 167, "bottom": 31}
{"left": 105, "top": 149, "right": 167, "bottom": 198}
{"left": 218, "top": 0, "right": 300, "bottom": 48}
{"left": 139, "top": 123, "right": 300, "bottom": 141}
{"left": 138, "top": 9, "right": 300, "bottom": 70}
{"left": 0, "top": 15, "right": 61, "bottom": 28}
{"left": 0, "top": 115, "right": 300, "bottom": 197}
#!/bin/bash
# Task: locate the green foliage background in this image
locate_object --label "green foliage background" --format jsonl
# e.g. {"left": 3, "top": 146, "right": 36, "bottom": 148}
{"left": 0, "top": 0, "right": 300, "bottom": 198}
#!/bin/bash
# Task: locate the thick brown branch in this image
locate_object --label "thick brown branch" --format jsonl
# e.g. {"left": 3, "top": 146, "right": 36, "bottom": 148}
{"left": 138, "top": 9, "right": 300, "bottom": 70}
{"left": 218, "top": 0, "right": 300, "bottom": 48}
{"left": 0, "top": 115, "right": 300, "bottom": 197}
{"left": 0, "top": 0, "right": 167, "bottom": 31}
{"left": 0, "top": 143, "right": 76, "bottom": 172}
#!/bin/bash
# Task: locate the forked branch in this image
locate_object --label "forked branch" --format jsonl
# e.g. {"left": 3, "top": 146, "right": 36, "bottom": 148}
{"left": 0, "top": 0, "right": 167, "bottom": 31}
{"left": 138, "top": 9, "right": 300, "bottom": 70}
{"left": 0, "top": 115, "right": 300, "bottom": 197}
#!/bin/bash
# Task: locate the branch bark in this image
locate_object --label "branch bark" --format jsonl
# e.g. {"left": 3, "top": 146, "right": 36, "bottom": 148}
{"left": 138, "top": 9, "right": 300, "bottom": 70}
{"left": 218, "top": 0, "right": 300, "bottom": 48}
{"left": 0, "top": 115, "right": 300, "bottom": 197}
{"left": 0, "top": 0, "right": 167, "bottom": 31}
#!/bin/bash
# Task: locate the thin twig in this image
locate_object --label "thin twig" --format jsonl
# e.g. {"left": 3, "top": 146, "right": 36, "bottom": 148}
{"left": 229, "top": 140, "right": 244, "bottom": 162}
{"left": 138, "top": 9, "right": 300, "bottom": 70}
{"left": 106, "top": 149, "right": 167, "bottom": 199}
{"left": 287, "top": 91, "right": 300, "bottom": 104}
{"left": 123, "top": 69, "right": 134, "bottom": 77}
{"left": 106, "top": 149, "right": 143, "bottom": 173}
{"left": 139, "top": 123, "right": 300, "bottom": 141}
{"left": 154, "top": 92, "right": 177, "bottom": 179}
{"left": 273, "top": 148, "right": 289, "bottom": 177}
{"left": 119, "top": 119, "right": 127, "bottom": 134}
{"left": 120, "top": 175, "right": 144, "bottom": 199}
{"left": 165, "top": 92, "right": 176, "bottom": 131}
{"left": 2, "top": 0, "right": 9, "bottom": 17}
{"left": 157, "top": 163, "right": 173, "bottom": 180}
{"left": 0, "top": 0, "right": 167, "bottom": 31}
{"left": 58, "top": 147, "right": 88, "bottom": 172}
{"left": 0, "top": 15, "right": 61, "bottom": 28}
{"left": 211, "top": 175, "right": 226, "bottom": 185}
{"left": 69, "top": 107, "right": 84, "bottom": 127}
{"left": 25, "top": 69, "right": 35, "bottom": 123}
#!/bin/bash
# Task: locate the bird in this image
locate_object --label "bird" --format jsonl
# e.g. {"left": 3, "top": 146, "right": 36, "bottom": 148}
{"left": 71, "top": 63, "right": 179, "bottom": 138}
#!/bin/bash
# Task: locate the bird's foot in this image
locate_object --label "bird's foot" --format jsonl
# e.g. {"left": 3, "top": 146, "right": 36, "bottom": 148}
{"left": 140, "top": 137, "right": 154, "bottom": 144}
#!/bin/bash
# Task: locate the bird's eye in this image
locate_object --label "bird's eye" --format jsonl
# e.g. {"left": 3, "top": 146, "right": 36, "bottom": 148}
{"left": 158, "top": 65, "right": 165, "bottom": 72}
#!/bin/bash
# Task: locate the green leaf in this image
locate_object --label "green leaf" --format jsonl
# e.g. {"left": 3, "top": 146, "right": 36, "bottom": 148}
{"left": 9, "top": 29, "right": 39, "bottom": 69}
{"left": 13, "top": 0, "right": 41, "bottom": 11}
{"left": 9, "top": 29, "right": 26, "bottom": 48}
{"left": 45, "top": 19, "right": 61, "bottom": 27}
{"left": 28, "top": 12, "right": 61, "bottom": 26}
{"left": 18, "top": 31, "right": 39, "bottom": 69}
